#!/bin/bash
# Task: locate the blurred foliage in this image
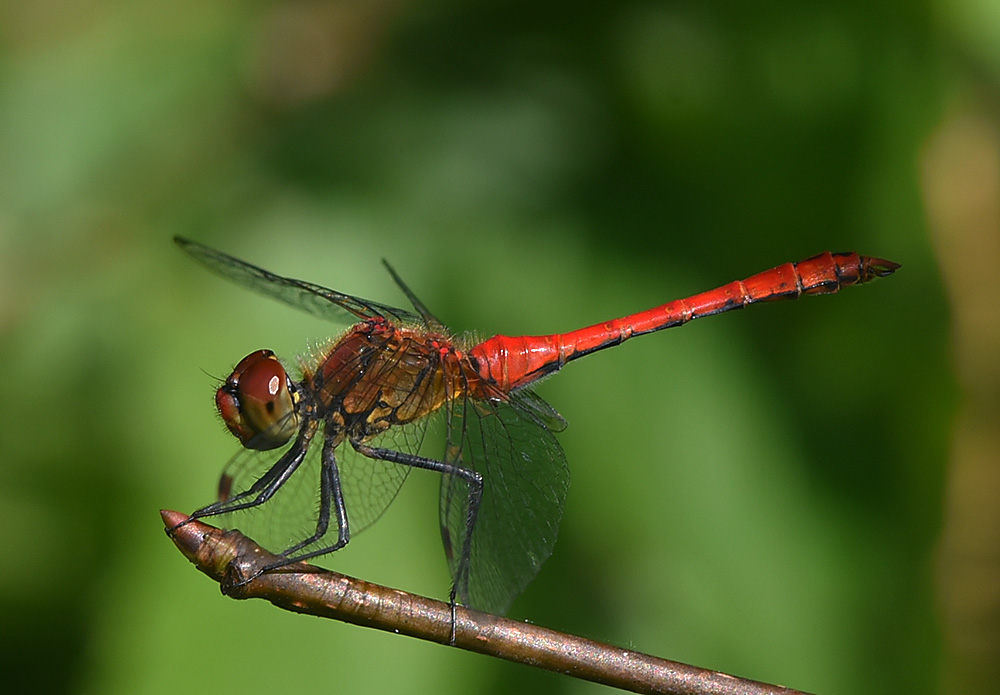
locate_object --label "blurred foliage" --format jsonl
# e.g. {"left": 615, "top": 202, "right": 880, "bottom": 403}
{"left": 0, "top": 0, "right": 993, "bottom": 694}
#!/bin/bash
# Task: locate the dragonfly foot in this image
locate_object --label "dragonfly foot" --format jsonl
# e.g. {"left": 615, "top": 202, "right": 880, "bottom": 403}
{"left": 221, "top": 558, "right": 266, "bottom": 597}
{"left": 447, "top": 586, "right": 459, "bottom": 646}
{"left": 163, "top": 514, "right": 196, "bottom": 538}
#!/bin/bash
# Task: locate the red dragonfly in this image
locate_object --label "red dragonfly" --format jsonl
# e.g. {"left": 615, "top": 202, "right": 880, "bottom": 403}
{"left": 173, "top": 237, "right": 898, "bottom": 615}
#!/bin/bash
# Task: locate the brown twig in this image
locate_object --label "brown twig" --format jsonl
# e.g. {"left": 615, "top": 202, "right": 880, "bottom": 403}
{"left": 162, "top": 509, "right": 814, "bottom": 695}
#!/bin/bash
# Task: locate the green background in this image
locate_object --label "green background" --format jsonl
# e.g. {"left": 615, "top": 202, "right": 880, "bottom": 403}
{"left": 1, "top": 1, "right": 991, "bottom": 694}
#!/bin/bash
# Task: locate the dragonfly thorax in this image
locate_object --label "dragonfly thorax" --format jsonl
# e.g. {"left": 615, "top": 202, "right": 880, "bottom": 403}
{"left": 303, "top": 319, "right": 472, "bottom": 441}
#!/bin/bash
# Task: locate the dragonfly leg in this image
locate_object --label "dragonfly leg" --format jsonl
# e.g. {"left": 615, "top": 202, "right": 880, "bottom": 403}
{"left": 351, "top": 439, "right": 483, "bottom": 644}
{"left": 167, "top": 424, "right": 316, "bottom": 533}
{"left": 223, "top": 435, "right": 353, "bottom": 590}
{"left": 272, "top": 432, "right": 350, "bottom": 559}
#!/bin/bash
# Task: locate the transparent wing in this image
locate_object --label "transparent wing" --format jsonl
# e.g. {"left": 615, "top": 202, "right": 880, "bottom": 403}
{"left": 205, "top": 417, "right": 430, "bottom": 560}
{"left": 210, "top": 436, "right": 326, "bottom": 554}
{"left": 439, "top": 388, "right": 570, "bottom": 615}
{"left": 175, "top": 237, "right": 420, "bottom": 325}
{"left": 340, "top": 419, "right": 430, "bottom": 533}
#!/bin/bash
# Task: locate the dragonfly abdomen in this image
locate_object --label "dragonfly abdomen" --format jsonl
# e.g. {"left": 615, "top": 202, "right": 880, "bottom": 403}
{"left": 468, "top": 252, "right": 899, "bottom": 393}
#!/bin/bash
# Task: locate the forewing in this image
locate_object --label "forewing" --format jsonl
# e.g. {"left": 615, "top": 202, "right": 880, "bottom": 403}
{"left": 175, "top": 237, "right": 420, "bottom": 324}
{"left": 439, "top": 388, "right": 570, "bottom": 615}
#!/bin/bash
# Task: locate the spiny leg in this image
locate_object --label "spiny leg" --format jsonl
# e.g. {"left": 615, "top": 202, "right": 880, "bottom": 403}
{"left": 224, "top": 433, "right": 353, "bottom": 590}
{"left": 269, "top": 432, "right": 350, "bottom": 561}
{"left": 351, "top": 439, "right": 483, "bottom": 644}
{"left": 167, "top": 424, "right": 316, "bottom": 533}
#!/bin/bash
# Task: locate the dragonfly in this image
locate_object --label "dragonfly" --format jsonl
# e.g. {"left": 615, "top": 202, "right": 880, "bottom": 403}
{"left": 172, "top": 237, "right": 899, "bottom": 616}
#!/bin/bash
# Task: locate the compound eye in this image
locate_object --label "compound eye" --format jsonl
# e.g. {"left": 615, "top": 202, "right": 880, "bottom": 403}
{"left": 216, "top": 349, "right": 300, "bottom": 450}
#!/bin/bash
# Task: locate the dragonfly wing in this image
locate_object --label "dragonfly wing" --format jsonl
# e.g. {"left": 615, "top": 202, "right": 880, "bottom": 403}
{"left": 381, "top": 259, "right": 447, "bottom": 330}
{"left": 211, "top": 438, "right": 331, "bottom": 555}
{"left": 439, "top": 388, "right": 570, "bottom": 615}
{"left": 208, "top": 420, "right": 423, "bottom": 560}
{"left": 175, "top": 237, "right": 420, "bottom": 324}
{"left": 336, "top": 419, "right": 430, "bottom": 533}
{"left": 507, "top": 387, "right": 567, "bottom": 433}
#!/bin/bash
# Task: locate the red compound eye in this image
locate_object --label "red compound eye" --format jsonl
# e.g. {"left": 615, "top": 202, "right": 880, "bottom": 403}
{"left": 216, "top": 349, "right": 300, "bottom": 450}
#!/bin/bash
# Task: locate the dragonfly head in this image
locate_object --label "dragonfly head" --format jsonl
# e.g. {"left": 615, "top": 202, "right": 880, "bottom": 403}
{"left": 216, "top": 349, "right": 300, "bottom": 450}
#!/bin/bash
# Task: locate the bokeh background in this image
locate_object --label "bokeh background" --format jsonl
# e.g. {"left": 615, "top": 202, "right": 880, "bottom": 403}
{"left": 1, "top": 1, "right": 996, "bottom": 694}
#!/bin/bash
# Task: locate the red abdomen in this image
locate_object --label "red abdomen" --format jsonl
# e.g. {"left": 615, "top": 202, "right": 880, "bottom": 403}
{"left": 469, "top": 252, "right": 899, "bottom": 393}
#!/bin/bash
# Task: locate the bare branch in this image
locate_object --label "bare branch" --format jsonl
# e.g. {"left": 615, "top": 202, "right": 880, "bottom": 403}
{"left": 163, "top": 510, "right": 815, "bottom": 695}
